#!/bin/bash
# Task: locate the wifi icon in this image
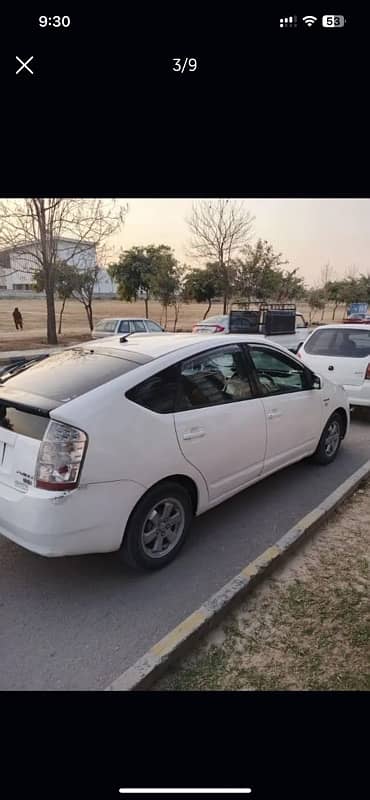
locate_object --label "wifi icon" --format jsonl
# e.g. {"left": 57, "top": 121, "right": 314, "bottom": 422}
{"left": 302, "top": 15, "right": 318, "bottom": 26}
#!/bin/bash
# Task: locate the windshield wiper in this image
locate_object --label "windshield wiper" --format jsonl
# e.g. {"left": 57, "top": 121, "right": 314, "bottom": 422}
{"left": 0, "top": 354, "right": 50, "bottom": 384}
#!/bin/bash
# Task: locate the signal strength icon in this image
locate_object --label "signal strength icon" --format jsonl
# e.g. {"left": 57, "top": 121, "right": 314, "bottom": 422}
{"left": 280, "top": 16, "right": 298, "bottom": 27}
{"left": 302, "top": 15, "right": 318, "bottom": 26}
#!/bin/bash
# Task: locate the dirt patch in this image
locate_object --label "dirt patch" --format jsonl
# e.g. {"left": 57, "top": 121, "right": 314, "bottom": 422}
{"left": 0, "top": 297, "right": 346, "bottom": 350}
{"left": 155, "top": 482, "right": 370, "bottom": 691}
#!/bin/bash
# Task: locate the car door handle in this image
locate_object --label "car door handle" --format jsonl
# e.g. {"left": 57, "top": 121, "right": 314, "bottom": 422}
{"left": 328, "top": 365, "right": 334, "bottom": 371}
{"left": 267, "top": 410, "right": 282, "bottom": 419}
{"left": 183, "top": 428, "right": 206, "bottom": 440}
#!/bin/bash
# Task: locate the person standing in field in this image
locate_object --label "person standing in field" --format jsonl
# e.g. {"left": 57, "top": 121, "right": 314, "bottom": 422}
{"left": 12, "top": 307, "right": 23, "bottom": 330}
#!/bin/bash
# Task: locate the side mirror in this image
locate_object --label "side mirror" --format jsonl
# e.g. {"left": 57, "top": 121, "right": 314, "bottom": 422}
{"left": 312, "top": 375, "right": 322, "bottom": 390}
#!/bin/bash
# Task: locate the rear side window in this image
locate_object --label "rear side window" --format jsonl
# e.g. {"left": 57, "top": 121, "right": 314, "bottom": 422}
{"left": 132, "top": 320, "right": 146, "bottom": 332}
{"left": 146, "top": 320, "right": 163, "bottom": 332}
{"left": 95, "top": 319, "right": 107, "bottom": 330}
{"left": 104, "top": 320, "right": 118, "bottom": 332}
{"left": 126, "top": 366, "right": 179, "bottom": 413}
{"left": 2, "top": 349, "right": 141, "bottom": 403}
{"left": 305, "top": 329, "right": 370, "bottom": 357}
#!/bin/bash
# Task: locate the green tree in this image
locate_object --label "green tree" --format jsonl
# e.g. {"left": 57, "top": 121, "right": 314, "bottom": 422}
{"left": 233, "top": 239, "right": 305, "bottom": 303}
{"left": 108, "top": 246, "right": 154, "bottom": 317}
{"left": 72, "top": 265, "right": 100, "bottom": 331}
{"left": 33, "top": 261, "right": 81, "bottom": 334}
{"left": 325, "top": 280, "right": 348, "bottom": 320}
{"left": 182, "top": 263, "right": 222, "bottom": 319}
{"left": 150, "top": 246, "right": 182, "bottom": 329}
{"left": 306, "top": 288, "right": 326, "bottom": 324}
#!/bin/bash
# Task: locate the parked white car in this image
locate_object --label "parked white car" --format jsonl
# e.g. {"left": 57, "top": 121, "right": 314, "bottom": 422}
{"left": 297, "top": 324, "right": 370, "bottom": 407}
{"left": 92, "top": 317, "right": 164, "bottom": 338}
{"left": 0, "top": 334, "right": 349, "bottom": 570}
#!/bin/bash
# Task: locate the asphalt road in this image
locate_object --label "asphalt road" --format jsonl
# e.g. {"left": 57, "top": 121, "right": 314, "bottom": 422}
{"left": 1, "top": 409, "right": 370, "bottom": 690}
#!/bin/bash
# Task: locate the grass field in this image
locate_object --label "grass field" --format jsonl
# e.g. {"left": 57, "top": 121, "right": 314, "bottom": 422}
{"left": 0, "top": 297, "right": 348, "bottom": 350}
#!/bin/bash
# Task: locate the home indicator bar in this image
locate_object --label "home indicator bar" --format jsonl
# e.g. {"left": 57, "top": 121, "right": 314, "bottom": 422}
{"left": 119, "top": 791, "right": 252, "bottom": 795}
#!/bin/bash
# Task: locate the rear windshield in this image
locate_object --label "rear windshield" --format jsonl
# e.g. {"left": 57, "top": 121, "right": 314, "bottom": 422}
{"left": 1, "top": 348, "right": 142, "bottom": 403}
{"left": 0, "top": 406, "right": 49, "bottom": 440}
{"left": 201, "top": 316, "right": 227, "bottom": 325}
{"left": 305, "top": 328, "right": 370, "bottom": 358}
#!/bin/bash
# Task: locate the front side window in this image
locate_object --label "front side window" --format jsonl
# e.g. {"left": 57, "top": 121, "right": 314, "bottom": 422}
{"left": 177, "top": 345, "right": 253, "bottom": 410}
{"left": 126, "top": 366, "right": 179, "bottom": 413}
{"left": 249, "top": 346, "right": 311, "bottom": 395}
{"left": 305, "top": 328, "right": 370, "bottom": 357}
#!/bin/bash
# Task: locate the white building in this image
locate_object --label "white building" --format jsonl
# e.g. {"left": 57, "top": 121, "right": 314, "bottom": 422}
{"left": 0, "top": 237, "right": 117, "bottom": 297}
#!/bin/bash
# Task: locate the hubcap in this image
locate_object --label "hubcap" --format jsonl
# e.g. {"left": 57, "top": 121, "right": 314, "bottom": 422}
{"left": 141, "top": 498, "right": 185, "bottom": 559}
{"left": 324, "top": 420, "right": 340, "bottom": 457}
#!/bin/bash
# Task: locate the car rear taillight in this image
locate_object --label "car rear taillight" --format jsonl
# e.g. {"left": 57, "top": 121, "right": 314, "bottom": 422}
{"left": 296, "top": 351, "right": 302, "bottom": 359}
{"left": 35, "top": 420, "right": 87, "bottom": 491}
{"left": 214, "top": 325, "right": 225, "bottom": 332}
{"left": 365, "top": 364, "right": 370, "bottom": 380}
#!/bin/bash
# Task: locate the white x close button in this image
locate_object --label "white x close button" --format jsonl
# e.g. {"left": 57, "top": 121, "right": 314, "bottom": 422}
{"left": 16, "top": 56, "right": 34, "bottom": 75}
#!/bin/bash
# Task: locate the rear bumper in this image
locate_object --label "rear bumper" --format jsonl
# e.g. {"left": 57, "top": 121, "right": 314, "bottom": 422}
{"left": 0, "top": 479, "right": 146, "bottom": 557}
{"left": 343, "top": 384, "right": 370, "bottom": 407}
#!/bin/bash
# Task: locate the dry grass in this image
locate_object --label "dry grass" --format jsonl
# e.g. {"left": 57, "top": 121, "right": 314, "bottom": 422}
{"left": 0, "top": 297, "right": 347, "bottom": 350}
{"left": 155, "top": 482, "right": 370, "bottom": 691}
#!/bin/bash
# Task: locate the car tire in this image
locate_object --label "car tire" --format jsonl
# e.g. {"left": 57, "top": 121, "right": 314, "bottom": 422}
{"left": 312, "top": 412, "right": 343, "bottom": 465}
{"left": 120, "top": 482, "right": 193, "bottom": 570}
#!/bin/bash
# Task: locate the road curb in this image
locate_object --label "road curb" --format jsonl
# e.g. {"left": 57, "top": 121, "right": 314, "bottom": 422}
{"left": 105, "top": 459, "right": 370, "bottom": 691}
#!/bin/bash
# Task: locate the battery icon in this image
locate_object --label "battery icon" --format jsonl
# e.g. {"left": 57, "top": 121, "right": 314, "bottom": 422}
{"left": 322, "top": 15, "right": 346, "bottom": 27}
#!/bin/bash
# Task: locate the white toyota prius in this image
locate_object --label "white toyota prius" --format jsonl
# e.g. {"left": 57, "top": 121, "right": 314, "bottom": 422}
{"left": 0, "top": 333, "right": 349, "bottom": 570}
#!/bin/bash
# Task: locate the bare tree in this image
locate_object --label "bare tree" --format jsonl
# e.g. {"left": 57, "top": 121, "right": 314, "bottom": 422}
{"left": 186, "top": 199, "right": 254, "bottom": 313}
{"left": 345, "top": 264, "right": 359, "bottom": 280}
{"left": 320, "top": 262, "right": 335, "bottom": 286}
{"left": 0, "top": 199, "right": 127, "bottom": 344}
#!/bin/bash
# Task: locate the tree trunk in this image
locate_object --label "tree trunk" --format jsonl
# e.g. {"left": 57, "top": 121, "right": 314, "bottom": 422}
{"left": 320, "top": 305, "right": 325, "bottom": 321}
{"left": 85, "top": 303, "right": 94, "bottom": 330}
{"left": 163, "top": 304, "right": 168, "bottom": 329}
{"left": 45, "top": 273, "right": 58, "bottom": 344}
{"left": 203, "top": 300, "right": 212, "bottom": 320}
{"left": 145, "top": 295, "right": 149, "bottom": 318}
{"left": 332, "top": 304, "right": 337, "bottom": 320}
{"left": 58, "top": 297, "right": 66, "bottom": 335}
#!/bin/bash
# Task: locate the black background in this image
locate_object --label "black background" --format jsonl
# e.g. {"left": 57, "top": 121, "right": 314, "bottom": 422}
{"left": 1, "top": 5, "right": 368, "bottom": 799}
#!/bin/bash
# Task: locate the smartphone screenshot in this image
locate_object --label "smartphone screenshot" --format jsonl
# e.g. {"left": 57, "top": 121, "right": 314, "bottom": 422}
{"left": 0, "top": 7, "right": 367, "bottom": 800}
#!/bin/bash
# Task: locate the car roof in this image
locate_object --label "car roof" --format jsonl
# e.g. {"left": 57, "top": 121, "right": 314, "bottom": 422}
{"left": 96, "top": 316, "right": 151, "bottom": 322}
{"left": 78, "top": 332, "right": 293, "bottom": 360}
{"left": 309, "top": 323, "right": 370, "bottom": 330}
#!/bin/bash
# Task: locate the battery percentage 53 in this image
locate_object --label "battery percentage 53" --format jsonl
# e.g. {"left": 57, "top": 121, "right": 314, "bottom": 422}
{"left": 172, "top": 58, "right": 197, "bottom": 73}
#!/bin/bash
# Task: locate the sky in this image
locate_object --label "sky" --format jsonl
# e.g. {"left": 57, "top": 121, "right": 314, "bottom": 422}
{"left": 110, "top": 199, "right": 370, "bottom": 286}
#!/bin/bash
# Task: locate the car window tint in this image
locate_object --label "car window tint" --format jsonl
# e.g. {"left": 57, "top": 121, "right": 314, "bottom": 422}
{"left": 296, "top": 315, "right": 306, "bottom": 329}
{"left": 305, "top": 329, "right": 370, "bottom": 357}
{"left": 249, "top": 347, "right": 310, "bottom": 394}
{"left": 118, "top": 320, "right": 130, "bottom": 333}
{"left": 126, "top": 366, "right": 178, "bottom": 413}
{"left": 146, "top": 320, "right": 163, "bottom": 331}
{"left": 132, "top": 320, "right": 146, "bottom": 332}
{"left": 177, "top": 345, "right": 253, "bottom": 410}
